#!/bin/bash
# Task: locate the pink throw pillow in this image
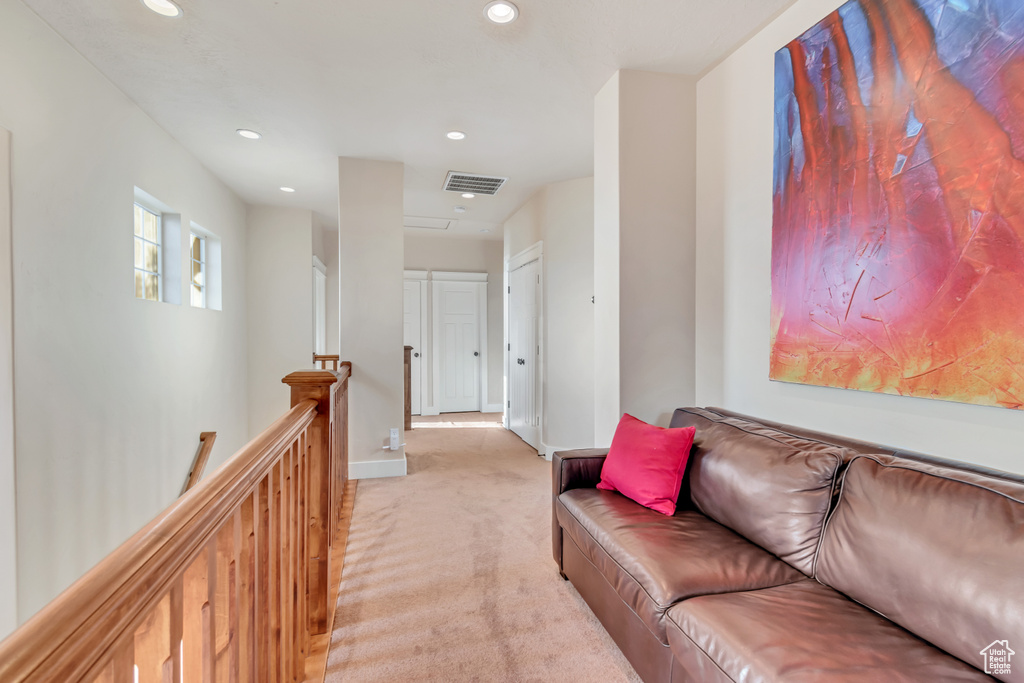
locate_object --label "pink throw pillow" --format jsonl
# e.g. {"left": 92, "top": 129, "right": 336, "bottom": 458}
{"left": 597, "top": 414, "right": 696, "bottom": 515}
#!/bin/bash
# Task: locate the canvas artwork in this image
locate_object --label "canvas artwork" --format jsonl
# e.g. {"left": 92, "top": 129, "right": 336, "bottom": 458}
{"left": 770, "top": 0, "right": 1024, "bottom": 408}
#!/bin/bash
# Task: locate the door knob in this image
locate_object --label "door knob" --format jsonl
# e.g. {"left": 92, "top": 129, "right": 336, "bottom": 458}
{"left": 414, "top": 352, "right": 419, "bottom": 358}
{"left": 474, "top": 351, "right": 479, "bottom": 357}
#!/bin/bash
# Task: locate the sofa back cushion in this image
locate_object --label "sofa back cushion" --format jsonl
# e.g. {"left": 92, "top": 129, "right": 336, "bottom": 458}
{"left": 684, "top": 419, "right": 843, "bottom": 575}
{"left": 816, "top": 455, "right": 1024, "bottom": 677}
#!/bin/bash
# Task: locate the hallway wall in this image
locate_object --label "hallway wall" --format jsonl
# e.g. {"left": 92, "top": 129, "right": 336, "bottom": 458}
{"left": 246, "top": 206, "right": 314, "bottom": 435}
{"left": 0, "top": 1, "right": 251, "bottom": 622}
{"left": 503, "top": 177, "right": 596, "bottom": 456}
{"left": 695, "top": 0, "right": 1024, "bottom": 473}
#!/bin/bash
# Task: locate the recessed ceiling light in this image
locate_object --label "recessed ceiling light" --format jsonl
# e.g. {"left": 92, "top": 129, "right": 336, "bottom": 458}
{"left": 484, "top": 1, "right": 518, "bottom": 24}
{"left": 454, "top": 206, "right": 467, "bottom": 213}
{"left": 141, "top": 0, "right": 183, "bottom": 17}
{"left": 236, "top": 128, "right": 262, "bottom": 140}
{"left": 446, "top": 131, "right": 466, "bottom": 141}
{"left": 280, "top": 187, "right": 296, "bottom": 193}
{"left": 462, "top": 193, "right": 476, "bottom": 199}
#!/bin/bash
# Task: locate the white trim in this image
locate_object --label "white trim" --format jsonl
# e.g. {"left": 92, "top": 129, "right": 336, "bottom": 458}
{"left": 312, "top": 255, "right": 327, "bottom": 275}
{"left": 349, "top": 458, "right": 407, "bottom": 480}
{"left": 432, "top": 271, "right": 488, "bottom": 282}
{"left": 483, "top": 403, "right": 505, "bottom": 414}
{"left": 419, "top": 281, "right": 428, "bottom": 414}
{"left": 419, "top": 406, "right": 441, "bottom": 417}
{"left": 404, "top": 269, "right": 429, "bottom": 280}
{"left": 479, "top": 281, "right": 488, "bottom": 416}
{"left": 505, "top": 242, "right": 544, "bottom": 450}
{"left": 509, "top": 241, "right": 543, "bottom": 272}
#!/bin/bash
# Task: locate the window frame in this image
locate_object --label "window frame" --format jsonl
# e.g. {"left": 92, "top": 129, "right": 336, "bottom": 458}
{"left": 134, "top": 203, "right": 162, "bottom": 302}
{"left": 189, "top": 231, "right": 207, "bottom": 309}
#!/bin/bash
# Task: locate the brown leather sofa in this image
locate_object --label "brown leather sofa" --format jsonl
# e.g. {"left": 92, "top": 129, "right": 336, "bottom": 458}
{"left": 552, "top": 407, "right": 1024, "bottom": 682}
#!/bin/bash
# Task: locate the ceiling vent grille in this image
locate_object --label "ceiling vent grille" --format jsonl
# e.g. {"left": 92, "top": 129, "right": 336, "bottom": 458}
{"left": 443, "top": 171, "right": 508, "bottom": 195}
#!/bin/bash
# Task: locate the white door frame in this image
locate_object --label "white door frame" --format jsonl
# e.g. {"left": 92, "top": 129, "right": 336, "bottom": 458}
{"left": 404, "top": 270, "right": 429, "bottom": 415}
{"left": 505, "top": 242, "right": 543, "bottom": 449}
{"left": 312, "top": 256, "right": 327, "bottom": 356}
{"left": 432, "top": 272, "right": 487, "bottom": 414}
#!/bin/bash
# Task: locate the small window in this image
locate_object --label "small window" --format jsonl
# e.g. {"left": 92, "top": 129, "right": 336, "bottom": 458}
{"left": 134, "top": 204, "right": 161, "bottom": 301}
{"left": 190, "top": 232, "right": 206, "bottom": 308}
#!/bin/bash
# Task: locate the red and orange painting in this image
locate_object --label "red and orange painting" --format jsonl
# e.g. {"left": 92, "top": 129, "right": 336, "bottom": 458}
{"left": 771, "top": 0, "right": 1024, "bottom": 409}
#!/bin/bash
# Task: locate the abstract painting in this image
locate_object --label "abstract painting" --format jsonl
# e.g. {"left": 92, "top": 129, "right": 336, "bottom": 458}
{"left": 771, "top": 0, "right": 1024, "bottom": 409}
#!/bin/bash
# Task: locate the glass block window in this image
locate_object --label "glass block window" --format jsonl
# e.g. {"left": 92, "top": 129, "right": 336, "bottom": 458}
{"left": 134, "top": 204, "right": 161, "bottom": 301}
{"left": 190, "top": 232, "right": 206, "bottom": 308}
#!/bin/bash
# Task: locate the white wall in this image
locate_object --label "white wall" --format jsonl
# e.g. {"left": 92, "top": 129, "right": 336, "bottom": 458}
{"left": 404, "top": 235, "right": 503, "bottom": 410}
{"left": 339, "top": 158, "right": 407, "bottom": 479}
{"left": 594, "top": 70, "right": 698, "bottom": 440}
{"left": 0, "top": 127, "right": 16, "bottom": 638}
{"left": 323, "top": 229, "right": 340, "bottom": 355}
{"left": 246, "top": 206, "right": 314, "bottom": 435}
{"left": 503, "top": 177, "right": 596, "bottom": 456}
{"left": 0, "top": 0, "right": 250, "bottom": 622}
{"left": 593, "top": 73, "right": 621, "bottom": 446}
{"left": 696, "top": 0, "right": 1024, "bottom": 474}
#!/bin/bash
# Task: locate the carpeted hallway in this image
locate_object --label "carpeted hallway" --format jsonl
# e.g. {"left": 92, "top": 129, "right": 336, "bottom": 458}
{"left": 324, "top": 414, "right": 642, "bottom": 682}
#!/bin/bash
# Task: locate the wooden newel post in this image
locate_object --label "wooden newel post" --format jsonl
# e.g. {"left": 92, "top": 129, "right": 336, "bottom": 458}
{"left": 282, "top": 370, "right": 338, "bottom": 636}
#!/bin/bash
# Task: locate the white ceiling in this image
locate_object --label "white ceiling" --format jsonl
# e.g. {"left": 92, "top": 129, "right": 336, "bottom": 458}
{"left": 23, "top": 0, "right": 795, "bottom": 239}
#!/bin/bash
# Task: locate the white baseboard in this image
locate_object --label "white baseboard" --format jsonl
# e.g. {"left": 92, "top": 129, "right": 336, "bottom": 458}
{"left": 349, "top": 456, "right": 407, "bottom": 480}
{"left": 483, "top": 403, "right": 505, "bottom": 414}
{"left": 419, "top": 407, "right": 440, "bottom": 417}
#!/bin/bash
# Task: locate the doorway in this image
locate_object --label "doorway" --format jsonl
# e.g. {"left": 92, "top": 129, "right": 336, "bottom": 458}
{"left": 507, "top": 244, "right": 542, "bottom": 449}
{"left": 433, "top": 274, "right": 487, "bottom": 413}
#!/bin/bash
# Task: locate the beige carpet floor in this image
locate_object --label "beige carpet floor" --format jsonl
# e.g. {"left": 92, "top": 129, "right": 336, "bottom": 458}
{"left": 324, "top": 415, "right": 642, "bottom": 682}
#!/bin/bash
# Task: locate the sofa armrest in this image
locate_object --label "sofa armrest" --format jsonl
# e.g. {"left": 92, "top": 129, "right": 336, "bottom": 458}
{"left": 553, "top": 448, "right": 609, "bottom": 494}
{"left": 552, "top": 449, "right": 609, "bottom": 573}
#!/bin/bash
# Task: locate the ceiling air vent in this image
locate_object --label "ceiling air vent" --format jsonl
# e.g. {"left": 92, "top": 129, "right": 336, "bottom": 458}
{"left": 443, "top": 171, "right": 508, "bottom": 196}
{"left": 404, "top": 216, "right": 452, "bottom": 231}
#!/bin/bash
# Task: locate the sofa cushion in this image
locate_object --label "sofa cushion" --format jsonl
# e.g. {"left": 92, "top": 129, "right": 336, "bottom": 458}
{"left": 681, "top": 419, "right": 843, "bottom": 574}
{"left": 556, "top": 488, "right": 802, "bottom": 644}
{"left": 666, "top": 578, "right": 992, "bottom": 682}
{"left": 816, "top": 455, "right": 1024, "bottom": 679}
{"left": 597, "top": 413, "right": 695, "bottom": 515}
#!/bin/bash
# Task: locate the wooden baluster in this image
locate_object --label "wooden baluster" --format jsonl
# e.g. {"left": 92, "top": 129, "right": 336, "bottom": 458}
{"left": 205, "top": 541, "right": 217, "bottom": 683}
{"left": 134, "top": 593, "right": 171, "bottom": 683}
{"left": 169, "top": 577, "right": 184, "bottom": 683}
{"left": 214, "top": 520, "right": 235, "bottom": 683}
{"left": 114, "top": 638, "right": 136, "bottom": 683}
{"left": 237, "top": 496, "right": 256, "bottom": 683}
{"left": 270, "top": 462, "right": 282, "bottom": 682}
{"left": 182, "top": 548, "right": 208, "bottom": 683}
{"left": 297, "top": 431, "right": 309, "bottom": 666}
{"left": 256, "top": 475, "right": 270, "bottom": 681}
{"left": 281, "top": 448, "right": 293, "bottom": 682}
{"left": 293, "top": 440, "right": 305, "bottom": 681}
{"left": 281, "top": 370, "right": 340, "bottom": 636}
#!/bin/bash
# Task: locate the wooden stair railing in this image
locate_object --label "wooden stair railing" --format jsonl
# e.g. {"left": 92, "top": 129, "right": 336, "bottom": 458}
{"left": 312, "top": 353, "right": 340, "bottom": 371}
{"left": 0, "top": 362, "right": 352, "bottom": 683}
{"left": 181, "top": 431, "right": 217, "bottom": 495}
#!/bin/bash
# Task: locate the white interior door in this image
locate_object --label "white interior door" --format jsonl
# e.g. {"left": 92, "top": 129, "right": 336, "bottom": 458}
{"left": 508, "top": 259, "right": 540, "bottom": 448}
{"left": 403, "top": 280, "right": 423, "bottom": 415}
{"left": 437, "top": 281, "right": 482, "bottom": 413}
